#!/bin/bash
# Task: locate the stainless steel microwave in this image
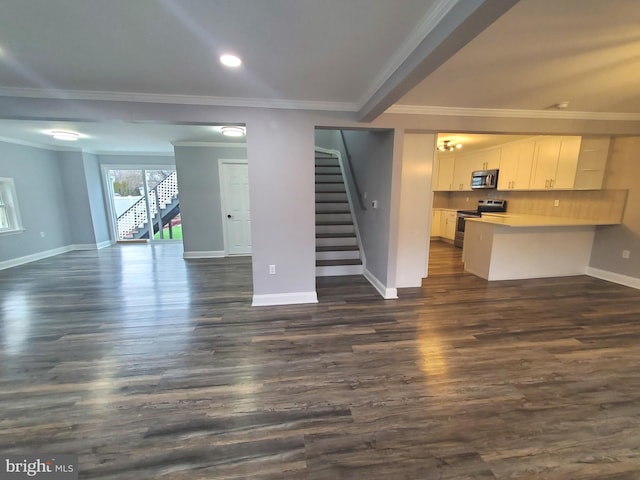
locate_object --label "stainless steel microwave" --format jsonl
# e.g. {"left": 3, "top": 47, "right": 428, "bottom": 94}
{"left": 471, "top": 169, "right": 499, "bottom": 189}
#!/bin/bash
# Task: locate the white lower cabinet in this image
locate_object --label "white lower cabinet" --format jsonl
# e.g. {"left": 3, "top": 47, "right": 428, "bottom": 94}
{"left": 431, "top": 209, "right": 441, "bottom": 237}
{"left": 441, "top": 210, "right": 456, "bottom": 241}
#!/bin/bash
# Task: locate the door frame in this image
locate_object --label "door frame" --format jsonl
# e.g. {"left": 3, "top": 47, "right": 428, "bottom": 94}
{"left": 218, "top": 159, "right": 250, "bottom": 256}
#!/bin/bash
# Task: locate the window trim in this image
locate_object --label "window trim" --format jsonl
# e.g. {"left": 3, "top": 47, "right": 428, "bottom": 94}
{"left": 0, "top": 177, "right": 24, "bottom": 235}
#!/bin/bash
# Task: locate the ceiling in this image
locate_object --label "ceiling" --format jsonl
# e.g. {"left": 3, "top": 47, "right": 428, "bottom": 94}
{"left": 0, "top": 0, "right": 638, "bottom": 153}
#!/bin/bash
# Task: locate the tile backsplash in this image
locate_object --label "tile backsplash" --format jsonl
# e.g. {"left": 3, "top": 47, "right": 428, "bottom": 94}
{"left": 436, "top": 189, "right": 627, "bottom": 223}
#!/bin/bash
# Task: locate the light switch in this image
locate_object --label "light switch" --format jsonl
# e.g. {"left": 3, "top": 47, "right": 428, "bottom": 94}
{"left": 371, "top": 200, "right": 378, "bottom": 209}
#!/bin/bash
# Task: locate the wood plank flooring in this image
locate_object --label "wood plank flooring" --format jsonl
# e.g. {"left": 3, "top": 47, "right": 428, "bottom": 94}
{"left": 1, "top": 241, "right": 640, "bottom": 479}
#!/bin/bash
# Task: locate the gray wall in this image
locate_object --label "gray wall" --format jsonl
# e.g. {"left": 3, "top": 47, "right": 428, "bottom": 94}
{"left": 589, "top": 136, "right": 640, "bottom": 279}
{"left": 96, "top": 154, "right": 175, "bottom": 167}
{"left": 247, "top": 112, "right": 316, "bottom": 299}
{"left": 174, "top": 145, "right": 246, "bottom": 254}
{"left": 82, "top": 152, "right": 110, "bottom": 245}
{"left": 58, "top": 151, "right": 97, "bottom": 245}
{"left": 0, "top": 141, "right": 70, "bottom": 262}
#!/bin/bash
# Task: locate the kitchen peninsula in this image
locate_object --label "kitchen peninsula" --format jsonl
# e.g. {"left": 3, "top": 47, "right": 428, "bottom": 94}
{"left": 463, "top": 214, "right": 621, "bottom": 281}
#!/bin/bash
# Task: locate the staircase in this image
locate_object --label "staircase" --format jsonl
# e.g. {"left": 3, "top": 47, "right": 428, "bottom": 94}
{"left": 117, "top": 171, "right": 180, "bottom": 240}
{"left": 315, "top": 152, "right": 364, "bottom": 276}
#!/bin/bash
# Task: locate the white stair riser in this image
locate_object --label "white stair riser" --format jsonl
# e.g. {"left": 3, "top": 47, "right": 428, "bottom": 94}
{"left": 316, "top": 237, "right": 357, "bottom": 247}
{"left": 316, "top": 250, "right": 360, "bottom": 261}
{"left": 316, "top": 224, "right": 354, "bottom": 235}
{"left": 315, "top": 203, "right": 350, "bottom": 212}
{"left": 316, "top": 213, "right": 352, "bottom": 222}
{"left": 316, "top": 264, "right": 364, "bottom": 276}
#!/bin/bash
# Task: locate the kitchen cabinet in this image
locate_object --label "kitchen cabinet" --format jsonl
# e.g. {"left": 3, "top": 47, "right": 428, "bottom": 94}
{"left": 573, "top": 136, "right": 610, "bottom": 190}
{"left": 440, "top": 210, "right": 456, "bottom": 241}
{"left": 475, "top": 148, "right": 501, "bottom": 170}
{"left": 433, "top": 157, "right": 455, "bottom": 191}
{"left": 498, "top": 140, "right": 535, "bottom": 190}
{"left": 431, "top": 209, "right": 441, "bottom": 237}
{"left": 452, "top": 155, "right": 474, "bottom": 191}
{"left": 530, "top": 136, "right": 581, "bottom": 190}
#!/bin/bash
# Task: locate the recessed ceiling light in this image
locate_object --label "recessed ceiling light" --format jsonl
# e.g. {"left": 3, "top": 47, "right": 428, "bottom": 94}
{"left": 221, "top": 126, "right": 246, "bottom": 137}
{"left": 50, "top": 130, "right": 80, "bottom": 141}
{"left": 220, "top": 54, "right": 242, "bottom": 68}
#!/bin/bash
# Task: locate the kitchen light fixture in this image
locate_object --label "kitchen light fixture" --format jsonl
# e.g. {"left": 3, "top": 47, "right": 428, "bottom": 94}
{"left": 50, "top": 130, "right": 80, "bottom": 141}
{"left": 221, "top": 126, "right": 246, "bottom": 137}
{"left": 437, "top": 140, "right": 462, "bottom": 151}
{"left": 220, "top": 54, "right": 242, "bottom": 67}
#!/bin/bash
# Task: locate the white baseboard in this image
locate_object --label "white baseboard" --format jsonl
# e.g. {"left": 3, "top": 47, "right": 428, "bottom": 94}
{"left": 364, "top": 268, "right": 398, "bottom": 300}
{"left": 96, "top": 240, "right": 113, "bottom": 249}
{"left": 183, "top": 250, "right": 225, "bottom": 259}
{"left": 0, "top": 245, "right": 74, "bottom": 270}
{"left": 585, "top": 267, "right": 640, "bottom": 290}
{"left": 71, "top": 241, "right": 113, "bottom": 250}
{"left": 0, "top": 241, "right": 117, "bottom": 270}
{"left": 252, "top": 291, "right": 318, "bottom": 307}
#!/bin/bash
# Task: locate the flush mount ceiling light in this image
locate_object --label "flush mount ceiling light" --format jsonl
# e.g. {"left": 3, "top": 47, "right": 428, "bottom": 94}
{"left": 220, "top": 54, "right": 242, "bottom": 67}
{"left": 437, "top": 140, "right": 462, "bottom": 151}
{"left": 50, "top": 130, "right": 80, "bottom": 141}
{"left": 221, "top": 126, "right": 246, "bottom": 137}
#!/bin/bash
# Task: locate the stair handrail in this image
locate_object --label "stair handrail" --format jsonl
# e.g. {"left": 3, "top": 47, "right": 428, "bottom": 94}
{"left": 340, "top": 130, "right": 367, "bottom": 211}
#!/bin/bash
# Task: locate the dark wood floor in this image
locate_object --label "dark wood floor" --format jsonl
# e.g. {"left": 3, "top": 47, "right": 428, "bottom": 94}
{"left": 1, "top": 241, "right": 640, "bottom": 479}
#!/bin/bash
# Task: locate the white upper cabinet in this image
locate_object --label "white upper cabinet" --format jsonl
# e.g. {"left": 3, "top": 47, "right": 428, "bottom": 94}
{"left": 573, "top": 137, "right": 611, "bottom": 190}
{"left": 498, "top": 140, "right": 535, "bottom": 190}
{"left": 530, "top": 136, "right": 605, "bottom": 190}
{"left": 433, "top": 156, "right": 455, "bottom": 191}
{"left": 433, "top": 135, "right": 609, "bottom": 192}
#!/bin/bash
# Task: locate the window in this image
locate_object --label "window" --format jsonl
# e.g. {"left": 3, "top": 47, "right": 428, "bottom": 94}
{"left": 0, "top": 177, "right": 23, "bottom": 234}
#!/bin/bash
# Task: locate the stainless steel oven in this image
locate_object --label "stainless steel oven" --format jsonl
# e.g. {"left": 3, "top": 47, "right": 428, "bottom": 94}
{"left": 455, "top": 199, "right": 507, "bottom": 248}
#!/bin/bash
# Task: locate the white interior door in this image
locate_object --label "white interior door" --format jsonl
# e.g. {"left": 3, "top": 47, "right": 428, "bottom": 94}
{"left": 220, "top": 161, "right": 251, "bottom": 255}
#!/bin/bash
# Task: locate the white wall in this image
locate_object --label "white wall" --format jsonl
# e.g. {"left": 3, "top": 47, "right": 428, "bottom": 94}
{"left": 395, "top": 133, "right": 436, "bottom": 288}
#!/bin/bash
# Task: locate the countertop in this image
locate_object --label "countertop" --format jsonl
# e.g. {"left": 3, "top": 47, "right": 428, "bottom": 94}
{"left": 467, "top": 213, "right": 621, "bottom": 228}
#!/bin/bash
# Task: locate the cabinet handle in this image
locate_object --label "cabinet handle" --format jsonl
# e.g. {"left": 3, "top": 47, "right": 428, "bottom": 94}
{"left": 550, "top": 179, "right": 554, "bottom": 188}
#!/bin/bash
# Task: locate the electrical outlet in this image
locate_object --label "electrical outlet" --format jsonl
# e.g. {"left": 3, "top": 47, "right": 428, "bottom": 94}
{"left": 269, "top": 264, "right": 276, "bottom": 274}
{"left": 622, "top": 250, "right": 630, "bottom": 259}
{"left": 554, "top": 200, "right": 560, "bottom": 207}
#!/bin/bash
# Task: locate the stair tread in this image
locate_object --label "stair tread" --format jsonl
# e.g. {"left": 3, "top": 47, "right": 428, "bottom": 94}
{"left": 316, "top": 245, "right": 359, "bottom": 252}
{"left": 316, "top": 259, "right": 363, "bottom": 266}
{"left": 316, "top": 232, "right": 356, "bottom": 238}
{"left": 316, "top": 220, "right": 353, "bottom": 225}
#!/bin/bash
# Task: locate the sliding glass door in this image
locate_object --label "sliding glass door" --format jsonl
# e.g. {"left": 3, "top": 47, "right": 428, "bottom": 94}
{"left": 107, "top": 168, "right": 181, "bottom": 242}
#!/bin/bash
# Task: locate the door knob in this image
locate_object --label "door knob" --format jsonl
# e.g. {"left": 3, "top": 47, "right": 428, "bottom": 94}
{"left": 227, "top": 214, "right": 232, "bottom": 219}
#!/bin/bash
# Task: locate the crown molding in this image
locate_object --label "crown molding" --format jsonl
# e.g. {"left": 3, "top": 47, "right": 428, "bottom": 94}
{"left": 91, "top": 151, "right": 174, "bottom": 156}
{"left": 0, "top": 135, "right": 79, "bottom": 151}
{"left": 171, "top": 141, "right": 246, "bottom": 148}
{"left": 385, "top": 104, "right": 640, "bottom": 121}
{"left": 357, "top": 0, "right": 458, "bottom": 110}
{"left": 0, "top": 87, "right": 357, "bottom": 112}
